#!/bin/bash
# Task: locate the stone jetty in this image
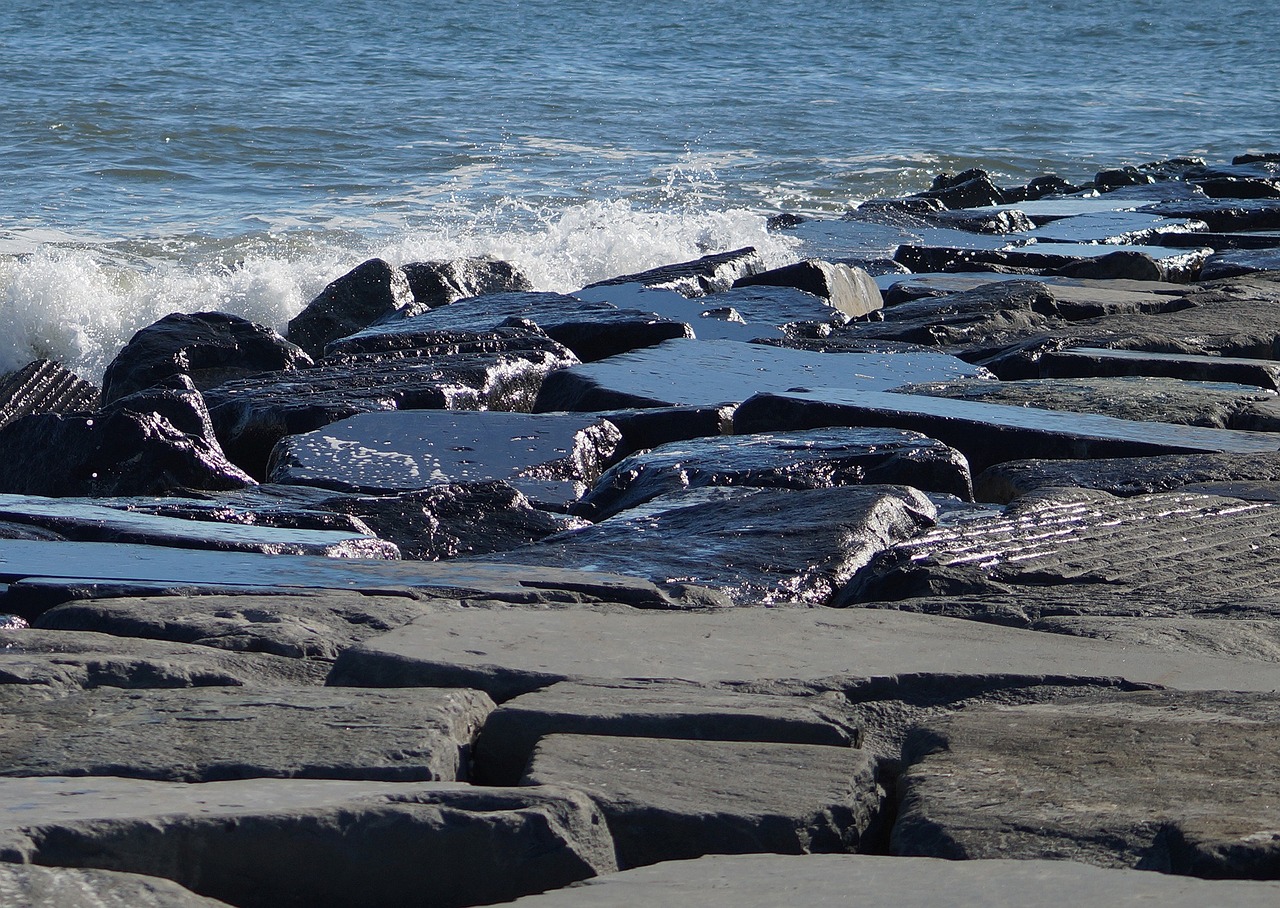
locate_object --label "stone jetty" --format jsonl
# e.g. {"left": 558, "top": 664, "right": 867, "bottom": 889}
{"left": 2, "top": 154, "right": 1280, "bottom": 906}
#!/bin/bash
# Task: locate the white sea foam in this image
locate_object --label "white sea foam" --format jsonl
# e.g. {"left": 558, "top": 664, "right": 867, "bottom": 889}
{"left": 0, "top": 201, "right": 799, "bottom": 383}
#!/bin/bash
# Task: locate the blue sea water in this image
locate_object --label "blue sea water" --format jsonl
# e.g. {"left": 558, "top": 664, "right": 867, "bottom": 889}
{"left": 1, "top": 0, "right": 1278, "bottom": 378}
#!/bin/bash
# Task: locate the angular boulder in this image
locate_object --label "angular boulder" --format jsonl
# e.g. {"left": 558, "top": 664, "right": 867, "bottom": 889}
{"left": 400, "top": 257, "right": 531, "bottom": 313}
{"left": 286, "top": 258, "right": 412, "bottom": 358}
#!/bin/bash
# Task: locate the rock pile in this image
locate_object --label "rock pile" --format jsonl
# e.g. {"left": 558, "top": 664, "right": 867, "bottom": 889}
{"left": 2, "top": 155, "right": 1280, "bottom": 906}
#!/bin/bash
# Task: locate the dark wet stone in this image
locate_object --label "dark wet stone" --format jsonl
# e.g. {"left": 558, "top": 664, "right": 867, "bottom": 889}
{"left": 205, "top": 329, "right": 577, "bottom": 476}
{"left": 0, "top": 492, "right": 398, "bottom": 557}
{"left": 895, "top": 375, "right": 1280, "bottom": 431}
{"left": 474, "top": 679, "right": 857, "bottom": 785}
{"left": 916, "top": 169, "right": 1007, "bottom": 208}
{"left": 1025, "top": 210, "right": 1207, "bottom": 245}
{"left": 894, "top": 690, "right": 1280, "bottom": 878}
{"left": 974, "top": 451, "right": 1280, "bottom": 502}
{"left": 0, "top": 375, "right": 254, "bottom": 497}
{"left": 0, "top": 628, "right": 328, "bottom": 690}
{"left": 0, "top": 359, "right": 99, "bottom": 430}
{"left": 267, "top": 410, "right": 622, "bottom": 510}
{"left": 1094, "top": 166, "right": 1156, "bottom": 191}
{"left": 913, "top": 207, "right": 1036, "bottom": 235}
{"left": 1150, "top": 229, "right": 1280, "bottom": 251}
{"left": 400, "top": 257, "right": 531, "bottom": 314}
{"left": 101, "top": 311, "right": 312, "bottom": 404}
{"left": 485, "top": 485, "right": 937, "bottom": 606}
{"left": 1039, "top": 346, "right": 1280, "bottom": 391}
{"left": 0, "top": 777, "right": 616, "bottom": 908}
{"left": 894, "top": 243, "right": 1208, "bottom": 282}
{"left": 286, "top": 258, "right": 412, "bottom": 358}
{"left": 573, "top": 428, "right": 972, "bottom": 521}
{"left": 0, "top": 864, "right": 233, "bottom": 908}
{"left": 523, "top": 734, "right": 882, "bottom": 868}
{"left": 532, "top": 338, "right": 986, "bottom": 412}
{"left": 584, "top": 247, "right": 763, "bottom": 296}
{"left": 732, "top": 388, "right": 1280, "bottom": 476}
{"left": 1140, "top": 198, "right": 1280, "bottom": 232}
{"left": 496, "top": 853, "right": 1280, "bottom": 908}
{"left": 0, "top": 685, "right": 494, "bottom": 782}
{"left": 1201, "top": 248, "right": 1280, "bottom": 280}
{"left": 842, "top": 488, "right": 1280, "bottom": 605}
{"left": 732, "top": 259, "right": 883, "bottom": 318}
{"left": 327, "top": 291, "right": 692, "bottom": 363}
{"left": 599, "top": 405, "right": 734, "bottom": 458}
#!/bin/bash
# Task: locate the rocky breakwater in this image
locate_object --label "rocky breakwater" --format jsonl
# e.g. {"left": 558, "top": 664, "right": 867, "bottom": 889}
{"left": 2, "top": 155, "right": 1280, "bottom": 906}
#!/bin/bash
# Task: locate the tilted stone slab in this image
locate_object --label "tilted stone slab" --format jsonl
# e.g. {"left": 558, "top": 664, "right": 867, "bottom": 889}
{"left": 733, "top": 388, "right": 1280, "bottom": 475}
{"left": 975, "top": 450, "right": 1280, "bottom": 502}
{"left": 1202, "top": 247, "right": 1280, "bottom": 280}
{"left": 0, "top": 629, "right": 328, "bottom": 691}
{"left": 895, "top": 375, "right": 1280, "bottom": 431}
{"left": 574, "top": 428, "right": 972, "bottom": 520}
{"left": 473, "top": 680, "right": 859, "bottom": 785}
{"left": 532, "top": 338, "right": 987, "bottom": 412}
{"left": 0, "top": 685, "right": 493, "bottom": 782}
{"left": 523, "top": 734, "right": 881, "bottom": 868}
{"left": 894, "top": 242, "right": 1209, "bottom": 282}
{"left": 0, "top": 864, "right": 233, "bottom": 908}
{"left": 842, "top": 488, "right": 1280, "bottom": 603}
{"left": 0, "top": 492, "right": 399, "bottom": 558}
{"left": 1141, "top": 197, "right": 1280, "bottom": 232}
{"left": 1040, "top": 346, "right": 1280, "bottom": 391}
{"left": 497, "top": 853, "right": 1280, "bottom": 908}
{"left": 487, "top": 485, "right": 938, "bottom": 606}
{"left": 584, "top": 247, "right": 763, "bottom": 296}
{"left": 267, "top": 409, "right": 622, "bottom": 509}
{"left": 0, "top": 777, "right": 616, "bottom": 908}
{"left": 1024, "top": 210, "right": 1207, "bottom": 245}
{"left": 894, "top": 691, "right": 1280, "bottom": 877}
{"left": 326, "top": 603, "right": 1280, "bottom": 700}
{"left": 327, "top": 291, "right": 692, "bottom": 363}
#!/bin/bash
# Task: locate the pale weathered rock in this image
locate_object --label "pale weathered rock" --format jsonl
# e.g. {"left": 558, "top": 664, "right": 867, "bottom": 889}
{"left": 0, "top": 685, "right": 494, "bottom": 781}
{"left": 496, "top": 853, "right": 1280, "bottom": 908}
{"left": 0, "top": 864, "right": 233, "bottom": 908}
{"left": 894, "top": 691, "right": 1280, "bottom": 877}
{"left": 0, "top": 776, "right": 616, "bottom": 908}
{"left": 523, "top": 734, "right": 882, "bottom": 868}
{"left": 733, "top": 259, "right": 883, "bottom": 318}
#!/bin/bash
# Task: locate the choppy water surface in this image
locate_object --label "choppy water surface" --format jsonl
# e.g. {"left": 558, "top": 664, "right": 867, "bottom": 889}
{"left": 1, "top": 0, "right": 1277, "bottom": 377}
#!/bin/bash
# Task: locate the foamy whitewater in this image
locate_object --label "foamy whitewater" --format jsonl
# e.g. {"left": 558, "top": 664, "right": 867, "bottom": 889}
{"left": 3, "top": 0, "right": 1278, "bottom": 380}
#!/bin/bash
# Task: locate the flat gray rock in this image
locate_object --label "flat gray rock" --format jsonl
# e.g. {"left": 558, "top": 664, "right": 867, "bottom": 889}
{"left": 894, "top": 691, "right": 1280, "bottom": 877}
{"left": 1040, "top": 346, "right": 1280, "bottom": 391}
{"left": 487, "top": 485, "right": 938, "bottom": 606}
{"left": 574, "top": 428, "right": 972, "bottom": 520}
{"left": 573, "top": 284, "right": 783, "bottom": 343}
{"left": 473, "top": 679, "right": 858, "bottom": 784}
{"left": 0, "top": 864, "right": 233, "bottom": 908}
{"left": 0, "top": 629, "right": 328, "bottom": 691}
{"left": 532, "top": 338, "right": 987, "bottom": 411}
{"left": 733, "top": 388, "right": 1280, "bottom": 475}
{"left": 843, "top": 488, "right": 1280, "bottom": 603}
{"left": 327, "top": 603, "right": 1280, "bottom": 700}
{"left": 497, "top": 853, "right": 1280, "bottom": 908}
{"left": 976, "top": 450, "right": 1280, "bottom": 502}
{"left": 267, "top": 409, "right": 622, "bottom": 508}
{"left": 0, "top": 776, "right": 615, "bottom": 908}
{"left": 523, "top": 734, "right": 881, "bottom": 868}
{"left": 0, "top": 685, "right": 494, "bottom": 781}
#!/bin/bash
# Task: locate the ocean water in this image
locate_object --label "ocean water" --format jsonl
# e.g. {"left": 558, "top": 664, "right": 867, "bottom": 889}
{"left": 2, "top": 0, "right": 1277, "bottom": 380}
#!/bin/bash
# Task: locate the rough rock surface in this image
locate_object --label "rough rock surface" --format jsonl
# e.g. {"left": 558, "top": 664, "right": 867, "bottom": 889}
{"left": 583, "top": 247, "right": 763, "bottom": 296}
{"left": 0, "top": 359, "right": 100, "bottom": 429}
{"left": 0, "top": 685, "right": 494, "bottom": 782}
{"left": 286, "top": 257, "right": 413, "bottom": 358}
{"left": 0, "top": 864, "right": 234, "bottom": 908}
{"left": 733, "top": 259, "right": 884, "bottom": 318}
{"left": 523, "top": 734, "right": 882, "bottom": 868}
{"left": 1039, "top": 346, "right": 1280, "bottom": 390}
{"left": 400, "top": 257, "right": 532, "bottom": 313}
{"left": 0, "top": 777, "right": 616, "bottom": 908}
{"left": 894, "top": 691, "right": 1280, "bottom": 878}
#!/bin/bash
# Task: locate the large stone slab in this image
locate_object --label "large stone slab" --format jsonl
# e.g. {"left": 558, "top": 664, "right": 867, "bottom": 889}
{"left": 894, "top": 242, "right": 1209, "bottom": 282}
{"left": 1040, "top": 346, "right": 1280, "bottom": 391}
{"left": 496, "top": 853, "right": 1280, "bottom": 908}
{"left": 842, "top": 488, "right": 1280, "bottom": 603}
{"left": 583, "top": 247, "right": 763, "bottom": 296}
{"left": 0, "top": 493, "right": 399, "bottom": 558}
{"left": 0, "top": 629, "right": 328, "bottom": 691}
{"left": 1142, "top": 197, "right": 1280, "bottom": 232}
{"left": 532, "top": 338, "right": 987, "bottom": 412}
{"left": 473, "top": 680, "right": 859, "bottom": 784}
{"left": 0, "top": 777, "right": 616, "bottom": 908}
{"left": 326, "top": 603, "right": 1280, "bottom": 699}
{"left": 573, "top": 428, "right": 972, "bottom": 520}
{"left": 487, "top": 485, "right": 938, "bottom": 606}
{"left": 523, "top": 734, "right": 881, "bottom": 868}
{"left": 732, "top": 259, "right": 883, "bottom": 318}
{"left": 733, "top": 388, "right": 1280, "bottom": 475}
{"left": 0, "top": 685, "right": 493, "bottom": 782}
{"left": 267, "top": 410, "right": 622, "bottom": 509}
{"left": 894, "top": 691, "right": 1280, "bottom": 877}
{"left": 0, "top": 864, "right": 233, "bottom": 908}
{"left": 574, "top": 284, "right": 781, "bottom": 342}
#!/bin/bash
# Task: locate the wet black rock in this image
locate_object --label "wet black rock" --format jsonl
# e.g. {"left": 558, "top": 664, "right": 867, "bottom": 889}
{"left": 894, "top": 243, "right": 1209, "bottom": 283}
{"left": 732, "top": 259, "right": 883, "bottom": 318}
{"left": 584, "top": 247, "right": 764, "bottom": 296}
{"left": 1038, "top": 346, "right": 1280, "bottom": 391}
{"left": 1140, "top": 198, "right": 1280, "bottom": 232}
{"left": 599, "top": 405, "right": 734, "bottom": 459}
{"left": 101, "top": 311, "right": 312, "bottom": 404}
{"left": 0, "top": 359, "right": 99, "bottom": 430}
{"left": 916, "top": 169, "right": 1007, "bottom": 209}
{"left": 573, "top": 428, "right": 972, "bottom": 521}
{"left": 286, "top": 258, "right": 413, "bottom": 358}
{"left": 1201, "top": 248, "right": 1280, "bottom": 280}
{"left": 400, "top": 257, "right": 532, "bottom": 314}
